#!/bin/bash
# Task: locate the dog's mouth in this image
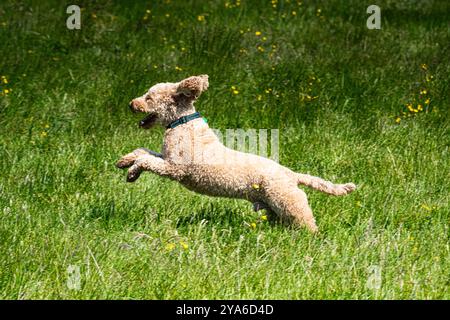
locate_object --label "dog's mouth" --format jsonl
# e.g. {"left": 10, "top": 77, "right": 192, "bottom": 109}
{"left": 139, "top": 113, "right": 157, "bottom": 129}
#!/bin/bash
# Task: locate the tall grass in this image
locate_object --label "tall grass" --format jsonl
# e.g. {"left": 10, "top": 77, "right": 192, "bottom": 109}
{"left": 0, "top": 0, "right": 449, "bottom": 299}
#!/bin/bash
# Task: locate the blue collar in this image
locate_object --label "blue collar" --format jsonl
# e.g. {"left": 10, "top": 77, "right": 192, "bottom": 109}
{"left": 166, "top": 112, "right": 202, "bottom": 129}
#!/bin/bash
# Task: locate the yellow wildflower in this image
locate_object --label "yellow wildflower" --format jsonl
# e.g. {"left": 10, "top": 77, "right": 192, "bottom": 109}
{"left": 166, "top": 243, "right": 175, "bottom": 251}
{"left": 232, "top": 90, "right": 239, "bottom": 95}
{"left": 175, "top": 66, "right": 183, "bottom": 71}
{"left": 425, "top": 98, "right": 430, "bottom": 104}
{"left": 255, "top": 31, "right": 262, "bottom": 36}
{"left": 197, "top": 15, "right": 205, "bottom": 22}
{"left": 252, "top": 184, "right": 260, "bottom": 190}
{"left": 180, "top": 241, "right": 188, "bottom": 250}
{"left": 292, "top": 11, "right": 297, "bottom": 16}
{"left": 420, "top": 63, "right": 427, "bottom": 70}
{"left": 257, "top": 46, "right": 265, "bottom": 52}
{"left": 395, "top": 117, "right": 401, "bottom": 124}
{"left": 261, "top": 215, "right": 267, "bottom": 221}
{"left": 251, "top": 222, "right": 257, "bottom": 229}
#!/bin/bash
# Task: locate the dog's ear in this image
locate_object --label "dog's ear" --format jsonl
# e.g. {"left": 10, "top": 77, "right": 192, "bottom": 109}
{"left": 177, "top": 75, "right": 209, "bottom": 99}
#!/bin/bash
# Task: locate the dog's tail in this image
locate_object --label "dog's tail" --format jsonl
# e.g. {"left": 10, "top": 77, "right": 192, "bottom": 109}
{"left": 295, "top": 173, "right": 356, "bottom": 196}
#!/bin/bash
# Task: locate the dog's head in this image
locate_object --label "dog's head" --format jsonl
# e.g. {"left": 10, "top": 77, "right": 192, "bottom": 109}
{"left": 129, "top": 75, "right": 209, "bottom": 129}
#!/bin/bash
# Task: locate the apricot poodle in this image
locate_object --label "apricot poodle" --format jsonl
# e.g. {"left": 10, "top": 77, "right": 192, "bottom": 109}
{"left": 117, "top": 75, "right": 356, "bottom": 232}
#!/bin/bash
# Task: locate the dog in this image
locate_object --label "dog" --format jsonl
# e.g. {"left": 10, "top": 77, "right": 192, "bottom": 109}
{"left": 116, "top": 75, "right": 356, "bottom": 232}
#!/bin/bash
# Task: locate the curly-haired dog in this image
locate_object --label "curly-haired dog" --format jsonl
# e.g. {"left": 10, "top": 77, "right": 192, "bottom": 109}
{"left": 117, "top": 75, "right": 356, "bottom": 232}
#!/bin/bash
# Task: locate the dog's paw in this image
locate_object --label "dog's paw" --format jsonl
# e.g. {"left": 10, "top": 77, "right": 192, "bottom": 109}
{"left": 126, "top": 163, "right": 144, "bottom": 182}
{"left": 116, "top": 156, "right": 134, "bottom": 169}
{"left": 342, "top": 183, "right": 356, "bottom": 194}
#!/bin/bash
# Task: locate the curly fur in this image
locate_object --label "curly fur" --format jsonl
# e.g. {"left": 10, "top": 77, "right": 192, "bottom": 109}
{"left": 117, "top": 75, "right": 356, "bottom": 232}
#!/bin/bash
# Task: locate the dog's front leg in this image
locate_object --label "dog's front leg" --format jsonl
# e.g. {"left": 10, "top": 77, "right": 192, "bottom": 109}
{"left": 125, "top": 154, "right": 171, "bottom": 182}
{"left": 116, "top": 148, "right": 163, "bottom": 169}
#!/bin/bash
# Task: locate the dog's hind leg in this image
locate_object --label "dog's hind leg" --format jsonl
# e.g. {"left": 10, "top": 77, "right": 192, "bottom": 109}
{"left": 263, "top": 185, "right": 318, "bottom": 232}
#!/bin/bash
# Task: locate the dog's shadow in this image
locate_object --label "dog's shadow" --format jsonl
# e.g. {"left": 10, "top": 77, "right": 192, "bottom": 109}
{"left": 175, "top": 202, "right": 287, "bottom": 229}
{"left": 175, "top": 202, "right": 250, "bottom": 228}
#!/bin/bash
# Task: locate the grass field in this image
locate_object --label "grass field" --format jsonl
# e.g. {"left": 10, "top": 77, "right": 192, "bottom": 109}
{"left": 0, "top": 0, "right": 449, "bottom": 299}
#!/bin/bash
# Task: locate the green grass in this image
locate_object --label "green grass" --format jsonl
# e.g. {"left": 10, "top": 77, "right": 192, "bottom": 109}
{"left": 1, "top": 0, "right": 449, "bottom": 299}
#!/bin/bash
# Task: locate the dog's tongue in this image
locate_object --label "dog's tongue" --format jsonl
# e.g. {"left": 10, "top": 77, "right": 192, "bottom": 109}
{"left": 139, "top": 114, "right": 157, "bottom": 128}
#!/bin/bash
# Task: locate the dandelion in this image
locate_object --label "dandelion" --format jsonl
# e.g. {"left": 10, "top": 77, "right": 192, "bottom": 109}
{"left": 426, "top": 75, "right": 434, "bottom": 82}
{"left": 420, "top": 89, "right": 427, "bottom": 95}
{"left": 146, "top": 9, "right": 151, "bottom": 14}
{"left": 257, "top": 95, "right": 262, "bottom": 101}
{"left": 3, "top": 89, "right": 9, "bottom": 94}
{"left": 420, "top": 63, "right": 428, "bottom": 71}
{"left": 165, "top": 243, "right": 175, "bottom": 251}
{"left": 250, "top": 222, "right": 257, "bottom": 229}
{"left": 252, "top": 184, "right": 260, "bottom": 190}
{"left": 261, "top": 215, "right": 267, "bottom": 221}
{"left": 395, "top": 117, "right": 401, "bottom": 124}
{"left": 45, "top": 124, "right": 50, "bottom": 129}
{"left": 40, "top": 131, "right": 47, "bottom": 138}
{"left": 417, "top": 104, "right": 423, "bottom": 111}
{"left": 425, "top": 98, "right": 430, "bottom": 104}
{"left": 197, "top": 15, "right": 205, "bottom": 22}
{"left": 180, "top": 241, "right": 188, "bottom": 250}
{"left": 230, "top": 86, "right": 239, "bottom": 94}
{"left": 257, "top": 46, "right": 265, "bottom": 52}
{"left": 255, "top": 31, "right": 262, "bottom": 36}
{"left": 175, "top": 66, "right": 183, "bottom": 71}
{"left": 262, "top": 36, "right": 267, "bottom": 41}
